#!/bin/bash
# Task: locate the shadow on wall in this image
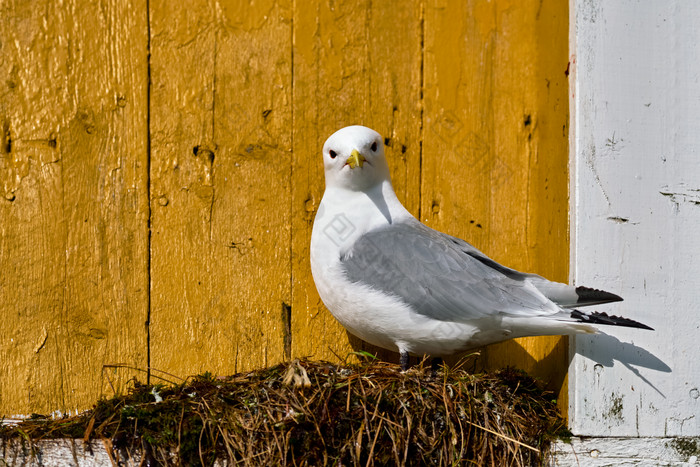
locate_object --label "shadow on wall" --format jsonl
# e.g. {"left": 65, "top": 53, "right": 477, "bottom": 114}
{"left": 576, "top": 332, "right": 671, "bottom": 398}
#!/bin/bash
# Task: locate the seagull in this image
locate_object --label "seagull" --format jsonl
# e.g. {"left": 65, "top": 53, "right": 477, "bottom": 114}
{"left": 310, "top": 125, "right": 652, "bottom": 371}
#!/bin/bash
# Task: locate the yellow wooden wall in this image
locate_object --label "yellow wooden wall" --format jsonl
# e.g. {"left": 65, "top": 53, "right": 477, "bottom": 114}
{"left": 0, "top": 0, "right": 569, "bottom": 416}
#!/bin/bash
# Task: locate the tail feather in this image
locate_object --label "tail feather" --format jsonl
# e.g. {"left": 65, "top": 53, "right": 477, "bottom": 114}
{"left": 464, "top": 250, "right": 625, "bottom": 309}
{"left": 574, "top": 286, "right": 623, "bottom": 307}
{"left": 570, "top": 309, "right": 654, "bottom": 330}
{"left": 527, "top": 277, "right": 624, "bottom": 308}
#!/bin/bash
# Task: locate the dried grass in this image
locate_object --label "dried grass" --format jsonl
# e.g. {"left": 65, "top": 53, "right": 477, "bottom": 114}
{"left": 0, "top": 358, "right": 568, "bottom": 466}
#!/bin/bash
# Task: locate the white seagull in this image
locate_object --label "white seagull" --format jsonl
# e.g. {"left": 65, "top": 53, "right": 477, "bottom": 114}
{"left": 310, "top": 125, "right": 652, "bottom": 370}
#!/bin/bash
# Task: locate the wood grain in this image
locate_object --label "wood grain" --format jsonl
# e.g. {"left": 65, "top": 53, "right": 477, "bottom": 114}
{"left": 148, "top": 0, "right": 292, "bottom": 378}
{"left": 0, "top": 0, "right": 149, "bottom": 414}
{"left": 422, "top": 0, "right": 570, "bottom": 407}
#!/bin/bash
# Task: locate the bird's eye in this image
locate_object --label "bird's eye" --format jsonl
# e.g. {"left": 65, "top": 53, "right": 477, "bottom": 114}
{"left": 329, "top": 150, "right": 337, "bottom": 159}
{"left": 371, "top": 142, "right": 378, "bottom": 152}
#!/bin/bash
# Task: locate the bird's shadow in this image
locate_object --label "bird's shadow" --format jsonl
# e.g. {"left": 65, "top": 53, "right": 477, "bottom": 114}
{"left": 573, "top": 331, "right": 671, "bottom": 397}
{"left": 576, "top": 331, "right": 671, "bottom": 372}
{"left": 347, "top": 330, "right": 671, "bottom": 398}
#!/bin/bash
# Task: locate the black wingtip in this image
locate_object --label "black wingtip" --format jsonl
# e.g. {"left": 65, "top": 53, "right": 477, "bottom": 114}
{"left": 576, "top": 286, "right": 624, "bottom": 306}
{"left": 571, "top": 309, "right": 654, "bottom": 331}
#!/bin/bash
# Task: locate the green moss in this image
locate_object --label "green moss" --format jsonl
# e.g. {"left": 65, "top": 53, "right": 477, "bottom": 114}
{"left": 668, "top": 438, "right": 700, "bottom": 457}
{"left": 603, "top": 392, "right": 624, "bottom": 422}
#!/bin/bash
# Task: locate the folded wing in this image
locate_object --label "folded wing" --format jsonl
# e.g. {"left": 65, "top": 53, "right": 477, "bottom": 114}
{"left": 339, "top": 220, "right": 563, "bottom": 322}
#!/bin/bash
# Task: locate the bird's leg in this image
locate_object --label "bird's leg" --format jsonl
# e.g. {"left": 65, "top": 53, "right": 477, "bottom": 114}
{"left": 399, "top": 351, "right": 410, "bottom": 371}
{"left": 431, "top": 357, "right": 443, "bottom": 376}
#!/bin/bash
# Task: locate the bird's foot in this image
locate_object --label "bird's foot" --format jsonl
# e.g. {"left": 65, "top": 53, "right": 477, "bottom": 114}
{"left": 400, "top": 351, "right": 410, "bottom": 372}
{"left": 430, "top": 357, "right": 443, "bottom": 377}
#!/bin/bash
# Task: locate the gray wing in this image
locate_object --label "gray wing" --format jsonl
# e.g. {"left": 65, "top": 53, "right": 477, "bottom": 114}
{"left": 339, "top": 220, "right": 560, "bottom": 322}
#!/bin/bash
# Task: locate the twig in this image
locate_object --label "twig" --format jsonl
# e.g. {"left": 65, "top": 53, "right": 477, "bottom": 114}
{"left": 464, "top": 420, "right": 539, "bottom": 453}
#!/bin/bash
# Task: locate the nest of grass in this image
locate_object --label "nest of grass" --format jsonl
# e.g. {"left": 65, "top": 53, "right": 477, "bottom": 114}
{"left": 1, "top": 358, "right": 568, "bottom": 466}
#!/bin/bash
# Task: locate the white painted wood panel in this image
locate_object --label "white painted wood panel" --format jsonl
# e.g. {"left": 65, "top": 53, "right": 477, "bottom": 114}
{"left": 570, "top": 0, "right": 700, "bottom": 436}
{"left": 551, "top": 437, "right": 700, "bottom": 466}
{"left": 0, "top": 439, "right": 118, "bottom": 466}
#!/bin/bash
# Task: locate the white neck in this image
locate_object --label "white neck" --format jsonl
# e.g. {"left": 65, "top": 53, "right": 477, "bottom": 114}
{"left": 312, "top": 180, "right": 414, "bottom": 255}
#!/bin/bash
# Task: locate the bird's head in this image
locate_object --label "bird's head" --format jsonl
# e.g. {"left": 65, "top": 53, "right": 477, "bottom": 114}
{"left": 322, "top": 125, "right": 391, "bottom": 191}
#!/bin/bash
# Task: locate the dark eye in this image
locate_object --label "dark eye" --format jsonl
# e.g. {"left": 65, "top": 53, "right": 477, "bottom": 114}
{"left": 371, "top": 142, "right": 378, "bottom": 152}
{"left": 329, "top": 150, "right": 337, "bottom": 159}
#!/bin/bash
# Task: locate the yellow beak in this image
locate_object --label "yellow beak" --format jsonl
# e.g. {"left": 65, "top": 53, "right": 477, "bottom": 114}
{"left": 347, "top": 149, "right": 366, "bottom": 169}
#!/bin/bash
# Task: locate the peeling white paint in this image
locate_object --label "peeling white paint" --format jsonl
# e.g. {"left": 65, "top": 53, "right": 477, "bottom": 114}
{"left": 551, "top": 437, "right": 700, "bottom": 466}
{"left": 570, "top": 0, "right": 700, "bottom": 437}
{"left": 0, "top": 439, "right": 132, "bottom": 466}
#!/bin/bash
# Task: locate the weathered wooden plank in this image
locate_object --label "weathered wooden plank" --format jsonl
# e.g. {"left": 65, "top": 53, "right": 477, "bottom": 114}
{"left": 422, "top": 0, "right": 570, "bottom": 404}
{"left": 570, "top": 0, "right": 700, "bottom": 437}
{"left": 0, "top": 439, "right": 117, "bottom": 467}
{"left": 291, "top": 0, "right": 423, "bottom": 363}
{"left": 0, "top": 0, "right": 149, "bottom": 415}
{"left": 4, "top": 436, "right": 699, "bottom": 466}
{"left": 149, "top": 0, "right": 292, "bottom": 377}
{"left": 550, "top": 437, "right": 700, "bottom": 466}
